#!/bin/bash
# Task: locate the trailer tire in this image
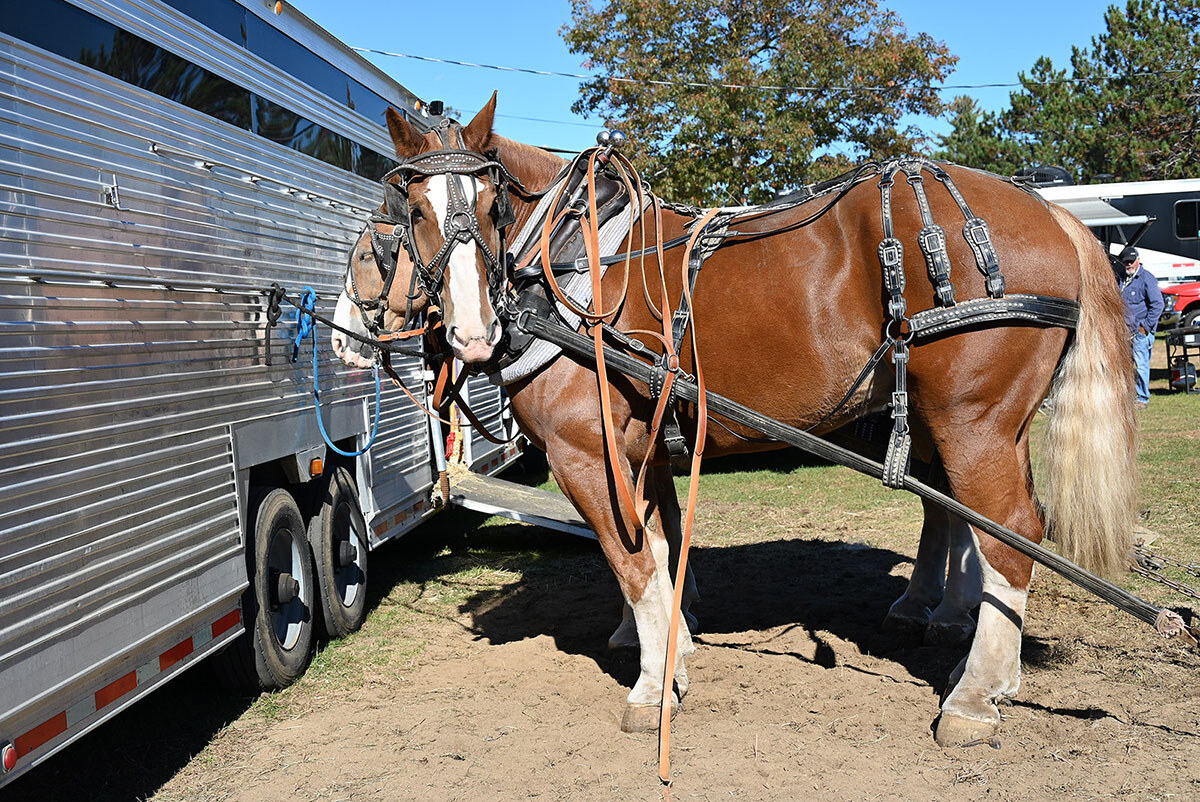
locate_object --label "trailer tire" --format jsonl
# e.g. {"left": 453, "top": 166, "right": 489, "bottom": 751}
{"left": 214, "top": 487, "right": 315, "bottom": 691}
{"left": 308, "top": 467, "right": 368, "bottom": 638}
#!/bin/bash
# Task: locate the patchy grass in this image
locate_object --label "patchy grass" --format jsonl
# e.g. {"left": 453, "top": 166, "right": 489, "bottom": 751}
{"left": 11, "top": 338, "right": 1198, "bottom": 802}
{"left": 203, "top": 335, "right": 1199, "bottom": 795}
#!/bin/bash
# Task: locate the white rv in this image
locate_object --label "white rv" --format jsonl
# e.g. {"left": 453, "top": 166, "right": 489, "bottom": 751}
{"left": 1038, "top": 178, "right": 1200, "bottom": 287}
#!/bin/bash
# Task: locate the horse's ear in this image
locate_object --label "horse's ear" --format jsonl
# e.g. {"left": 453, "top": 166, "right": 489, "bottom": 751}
{"left": 461, "top": 91, "right": 497, "bottom": 153}
{"left": 386, "top": 107, "right": 425, "bottom": 158}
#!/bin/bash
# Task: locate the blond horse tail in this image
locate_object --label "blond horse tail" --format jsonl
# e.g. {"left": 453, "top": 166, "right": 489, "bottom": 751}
{"left": 1041, "top": 204, "right": 1138, "bottom": 577}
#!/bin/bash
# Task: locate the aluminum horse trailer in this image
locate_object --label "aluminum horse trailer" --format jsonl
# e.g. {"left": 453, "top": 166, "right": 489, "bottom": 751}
{"left": 0, "top": 0, "right": 581, "bottom": 786}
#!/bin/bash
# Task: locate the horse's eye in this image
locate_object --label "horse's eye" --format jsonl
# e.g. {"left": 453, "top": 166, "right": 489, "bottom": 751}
{"left": 358, "top": 251, "right": 372, "bottom": 262}
{"left": 409, "top": 207, "right": 424, "bottom": 220}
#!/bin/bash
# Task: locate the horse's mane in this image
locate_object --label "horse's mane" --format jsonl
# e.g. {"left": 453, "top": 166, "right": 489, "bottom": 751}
{"left": 490, "top": 134, "right": 567, "bottom": 195}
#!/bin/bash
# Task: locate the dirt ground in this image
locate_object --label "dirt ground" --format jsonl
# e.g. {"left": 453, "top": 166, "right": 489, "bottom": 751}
{"left": 10, "top": 342, "right": 1200, "bottom": 801}
{"left": 12, "top": 499, "right": 1200, "bottom": 802}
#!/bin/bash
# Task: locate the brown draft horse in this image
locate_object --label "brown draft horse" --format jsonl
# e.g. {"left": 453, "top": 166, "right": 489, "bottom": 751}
{"left": 332, "top": 95, "right": 1136, "bottom": 747}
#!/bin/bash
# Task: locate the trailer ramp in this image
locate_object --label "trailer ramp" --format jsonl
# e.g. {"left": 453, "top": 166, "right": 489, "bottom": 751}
{"left": 448, "top": 471, "right": 595, "bottom": 539}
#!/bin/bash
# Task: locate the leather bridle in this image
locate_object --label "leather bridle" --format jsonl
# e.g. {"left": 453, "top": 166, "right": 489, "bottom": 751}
{"left": 347, "top": 120, "right": 520, "bottom": 344}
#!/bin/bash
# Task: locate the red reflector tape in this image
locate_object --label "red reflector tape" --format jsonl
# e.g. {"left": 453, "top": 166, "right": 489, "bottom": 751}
{"left": 8, "top": 607, "right": 240, "bottom": 766}
{"left": 211, "top": 609, "right": 241, "bottom": 638}
{"left": 15, "top": 713, "right": 67, "bottom": 758}
{"left": 94, "top": 671, "right": 137, "bottom": 710}
{"left": 158, "top": 638, "right": 194, "bottom": 672}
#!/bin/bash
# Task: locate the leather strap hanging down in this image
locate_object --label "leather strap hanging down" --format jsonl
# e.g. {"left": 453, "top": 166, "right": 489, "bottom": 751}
{"left": 657, "top": 206, "right": 722, "bottom": 785}
{"left": 877, "top": 165, "right": 913, "bottom": 489}
{"left": 903, "top": 163, "right": 957, "bottom": 309}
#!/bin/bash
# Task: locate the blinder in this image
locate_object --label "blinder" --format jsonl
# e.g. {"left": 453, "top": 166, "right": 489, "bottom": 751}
{"left": 347, "top": 129, "right": 522, "bottom": 343}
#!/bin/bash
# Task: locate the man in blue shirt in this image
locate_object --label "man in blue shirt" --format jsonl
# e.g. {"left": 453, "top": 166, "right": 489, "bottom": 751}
{"left": 1118, "top": 246, "right": 1164, "bottom": 408}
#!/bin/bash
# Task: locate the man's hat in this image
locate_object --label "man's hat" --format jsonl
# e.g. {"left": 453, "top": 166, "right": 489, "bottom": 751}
{"left": 1119, "top": 246, "right": 1139, "bottom": 264}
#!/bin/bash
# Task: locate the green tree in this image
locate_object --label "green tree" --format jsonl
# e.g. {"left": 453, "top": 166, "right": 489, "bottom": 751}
{"left": 936, "top": 96, "right": 1024, "bottom": 175}
{"left": 938, "top": 0, "right": 1200, "bottom": 182}
{"left": 561, "top": 0, "right": 956, "bottom": 205}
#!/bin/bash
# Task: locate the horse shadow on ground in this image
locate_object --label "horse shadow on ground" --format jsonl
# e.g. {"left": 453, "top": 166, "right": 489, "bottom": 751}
{"left": 447, "top": 522, "right": 1091, "bottom": 727}
{"left": 442, "top": 449, "right": 1076, "bottom": 701}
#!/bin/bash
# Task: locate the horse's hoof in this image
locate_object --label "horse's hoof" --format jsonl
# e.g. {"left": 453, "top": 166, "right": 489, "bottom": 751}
{"left": 924, "top": 620, "right": 975, "bottom": 647}
{"left": 934, "top": 712, "right": 999, "bottom": 748}
{"left": 620, "top": 702, "right": 679, "bottom": 733}
{"left": 607, "top": 629, "right": 639, "bottom": 651}
{"left": 881, "top": 610, "right": 929, "bottom": 637}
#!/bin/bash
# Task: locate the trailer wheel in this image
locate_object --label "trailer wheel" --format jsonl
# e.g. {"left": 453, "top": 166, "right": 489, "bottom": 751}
{"left": 308, "top": 467, "right": 368, "bottom": 638}
{"left": 214, "top": 487, "right": 315, "bottom": 691}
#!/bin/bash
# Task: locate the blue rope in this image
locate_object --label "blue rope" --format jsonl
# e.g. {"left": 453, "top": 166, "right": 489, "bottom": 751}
{"left": 298, "top": 289, "right": 382, "bottom": 457}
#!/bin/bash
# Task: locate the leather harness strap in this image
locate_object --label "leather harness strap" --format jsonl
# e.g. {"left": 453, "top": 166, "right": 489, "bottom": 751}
{"left": 877, "top": 164, "right": 913, "bottom": 489}
{"left": 903, "top": 162, "right": 958, "bottom": 309}
{"left": 926, "top": 162, "right": 1006, "bottom": 299}
{"left": 655, "top": 212, "right": 734, "bottom": 461}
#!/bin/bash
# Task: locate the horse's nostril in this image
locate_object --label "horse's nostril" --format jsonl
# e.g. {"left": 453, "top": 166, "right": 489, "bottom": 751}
{"left": 487, "top": 319, "right": 501, "bottom": 344}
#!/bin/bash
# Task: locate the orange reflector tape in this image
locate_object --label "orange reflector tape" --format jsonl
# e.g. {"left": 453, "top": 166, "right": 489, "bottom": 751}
{"left": 15, "top": 713, "right": 65, "bottom": 758}
{"left": 309, "top": 457, "right": 323, "bottom": 478}
{"left": 94, "top": 671, "right": 137, "bottom": 710}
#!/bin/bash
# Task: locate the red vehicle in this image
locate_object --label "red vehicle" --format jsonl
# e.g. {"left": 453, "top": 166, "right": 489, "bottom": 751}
{"left": 1162, "top": 281, "right": 1200, "bottom": 330}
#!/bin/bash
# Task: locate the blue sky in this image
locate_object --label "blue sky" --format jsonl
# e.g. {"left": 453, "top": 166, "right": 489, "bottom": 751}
{"left": 290, "top": 0, "right": 1115, "bottom": 153}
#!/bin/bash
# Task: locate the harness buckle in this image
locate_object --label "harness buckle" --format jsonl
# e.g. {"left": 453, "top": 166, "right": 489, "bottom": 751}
{"left": 986, "top": 272, "right": 1007, "bottom": 298}
{"left": 663, "top": 427, "right": 689, "bottom": 460}
{"left": 878, "top": 238, "right": 903, "bottom": 270}
{"left": 917, "top": 226, "right": 945, "bottom": 254}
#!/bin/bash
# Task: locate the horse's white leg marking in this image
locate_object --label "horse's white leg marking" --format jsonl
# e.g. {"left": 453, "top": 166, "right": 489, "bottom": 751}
{"left": 627, "top": 534, "right": 694, "bottom": 710}
{"left": 426, "top": 175, "right": 498, "bottom": 357}
{"left": 937, "top": 534, "right": 1027, "bottom": 743}
{"left": 332, "top": 271, "right": 374, "bottom": 369}
{"left": 926, "top": 514, "right": 982, "bottom": 644}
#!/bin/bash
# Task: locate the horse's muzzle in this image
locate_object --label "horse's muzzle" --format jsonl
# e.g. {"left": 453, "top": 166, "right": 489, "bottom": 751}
{"left": 449, "top": 321, "right": 501, "bottom": 364}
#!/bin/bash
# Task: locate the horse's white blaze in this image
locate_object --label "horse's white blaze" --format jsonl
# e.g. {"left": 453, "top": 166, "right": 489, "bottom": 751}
{"left": 332, "top": 269, "right": 373, "bottom": 369}
{"left": 627, "top": 535, "right": 694, "bottom": 707}
{"left": 941, "top": 536, "right": 1026, "bottom": 723}
{"left": 426, "top": 174, "right": 495, "bottom": 345}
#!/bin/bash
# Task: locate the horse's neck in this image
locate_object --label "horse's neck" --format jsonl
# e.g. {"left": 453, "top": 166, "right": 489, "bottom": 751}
{"left": 492, "top": 136, "right": 567, "bottom": 231}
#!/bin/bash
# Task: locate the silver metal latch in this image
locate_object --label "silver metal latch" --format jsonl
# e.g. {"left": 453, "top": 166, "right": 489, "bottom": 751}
{"left": 104, "top": 174, "right": 128, "bottom": 211}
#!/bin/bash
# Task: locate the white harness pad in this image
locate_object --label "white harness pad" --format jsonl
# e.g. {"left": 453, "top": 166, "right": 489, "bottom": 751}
{"left": 491, "top": 180, "right": 648, "bottom": 385}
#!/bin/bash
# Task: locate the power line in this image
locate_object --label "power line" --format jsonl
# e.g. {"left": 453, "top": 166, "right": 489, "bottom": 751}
{"left": 353, "top": 45, "right": 1197, "bottom": 95}
{"left": 496, "top": 113, "right": 602, "bottom": 129}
